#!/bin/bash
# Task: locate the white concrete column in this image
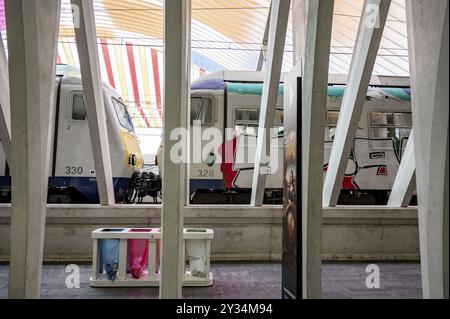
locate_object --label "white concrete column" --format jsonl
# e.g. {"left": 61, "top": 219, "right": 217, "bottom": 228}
{"left": 71, "top": 0, "right": 115, "bottom": 206}
{"left": 292, "top": 0, "right": 309, "bottom": 66}
{"left": 444, "top": 129, "right": 449, "bottom": 299}
{"left": 256, "top": 3, "right": 271, "bottom": 71}
{"left": 301, "top": 0, "right": 334, "bottom": 299}
{"left": 0, "top": 35, "right": 11, "bottom": 165}
{"left": 159, "top": 0, "right": 190, "bottom": 299}
{"left": 406, "top": 0, "right": 449, "bottom": 299}
{"left": 251, "top": 0, "right": 291, "bottom": 206}
{"left": 444, "top": 128, "right": 449, "bottom": 299}
{"left": 387, "top": 132, "right": 416, "bottom": 207}
{"left": 322, "top": 0, "right": 391, "bottom": 207}
{"left": 6, "top": 0, "right": 60, "bottom": 298}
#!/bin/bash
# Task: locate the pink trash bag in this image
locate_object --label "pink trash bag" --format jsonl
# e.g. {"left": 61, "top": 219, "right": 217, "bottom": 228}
{"left": 128, "top": 229, "right": 150, "bottom": 279}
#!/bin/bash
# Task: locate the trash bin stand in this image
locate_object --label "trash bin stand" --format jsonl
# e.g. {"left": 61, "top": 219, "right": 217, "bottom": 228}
{"left": 90, "top": 228, "right": 161, "bottom": 287}
{"left": 89, "top": 227, "right": 213, "bottom": 287}
{"left": 147, "top": 232, "right": 159, "bottom": 281}
{"left": 91, "top": 236, "right": 99, "bottom": 280}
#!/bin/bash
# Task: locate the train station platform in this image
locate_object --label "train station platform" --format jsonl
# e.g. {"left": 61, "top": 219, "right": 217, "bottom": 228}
{"left": 0, "top": 262, "right": 421, "bottom": 299}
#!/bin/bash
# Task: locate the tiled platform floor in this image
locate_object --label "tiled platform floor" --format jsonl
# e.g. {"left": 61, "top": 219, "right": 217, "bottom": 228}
{"left": 0, "top": 262, "right": 422, "bottom": 299}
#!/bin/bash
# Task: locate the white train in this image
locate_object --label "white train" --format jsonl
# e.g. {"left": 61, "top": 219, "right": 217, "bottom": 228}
{"left": 161, "top": 71, "right": 413, "bottom": 205}
{"left": 0, "top": 65, "right": 144, "bottom": 203}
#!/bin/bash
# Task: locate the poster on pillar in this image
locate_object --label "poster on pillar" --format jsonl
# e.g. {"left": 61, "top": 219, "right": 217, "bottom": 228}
{"left": 282, "top": 65, "right": 302, "bottom": 299}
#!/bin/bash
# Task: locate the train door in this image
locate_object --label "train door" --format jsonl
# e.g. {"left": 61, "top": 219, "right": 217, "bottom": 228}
{"left": 225, "top": 86, "right": 284, "bottom": 194}
{"left": 188, "top": 93, "right": 223, "bottom": 198}
{"left": 359, "top": 108, "right": 412, "bottom": 191}
{"left": 50, "top": 84, "right": 97, "bottom": 202}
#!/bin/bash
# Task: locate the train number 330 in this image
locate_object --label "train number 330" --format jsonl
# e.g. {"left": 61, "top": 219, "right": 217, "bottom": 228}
{"left": 65, "top": 166, "right": 83, "bottom": 175}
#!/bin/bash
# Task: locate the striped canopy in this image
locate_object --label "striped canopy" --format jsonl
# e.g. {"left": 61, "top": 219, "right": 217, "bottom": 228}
{"left": 1, "top": 0, "right": 409, "bottom": 130}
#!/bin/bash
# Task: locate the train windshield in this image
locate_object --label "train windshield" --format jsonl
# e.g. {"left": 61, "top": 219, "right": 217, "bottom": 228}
{"left": 112, "top": 98, "right": 135, "bottom": 132}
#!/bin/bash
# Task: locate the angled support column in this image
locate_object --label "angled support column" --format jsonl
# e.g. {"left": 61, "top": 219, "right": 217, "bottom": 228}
{"left": 301, "top": 0, "right": 334, "bottom": 299}
{"left": 387, "top": 132, "right": 416, "bottom": 207}
{"left": 0, "top": 37, "right": 11, "bottom": 165}
{"left": 322, "top": 0, "right": 391, "bottom": 207}
{"left": 251, "top": 0, "right": 290, "bottom": 206}
{"left": 159, "top": 0, "right": 190, "bottom": 299}
{"left": 256, "top": 2, "right": 271, "bottom": 71}
{"left": 6, "top": 0, "right": 60, "bottom": 298}
{"left": 292, "top": 0, "right": 309, "bottom": 66}
{"left": 406, "top": 0, "right": 449, "bottom": 299}
{"left": 71, "top": 0, "right": 115, "bottom": 206}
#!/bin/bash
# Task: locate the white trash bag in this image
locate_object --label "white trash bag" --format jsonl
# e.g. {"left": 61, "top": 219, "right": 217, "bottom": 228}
{"left": 186, "top": 239, "right": 206, "bottom": 277}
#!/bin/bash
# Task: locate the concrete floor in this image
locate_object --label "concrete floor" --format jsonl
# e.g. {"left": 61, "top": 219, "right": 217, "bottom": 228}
{"left": 0, "top": 262, "right": 422, "bottom": 299}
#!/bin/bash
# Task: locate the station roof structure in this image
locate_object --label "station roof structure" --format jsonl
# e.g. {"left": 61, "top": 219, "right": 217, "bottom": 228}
{"left": 0, "top": 0, "right": 410, "bottom": 128}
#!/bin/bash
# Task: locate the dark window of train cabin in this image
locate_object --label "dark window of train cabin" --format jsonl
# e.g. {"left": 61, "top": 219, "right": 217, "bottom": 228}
{"left": 191, "top": 97, "right": 202, "bottom": 124}
{"left": 191, "top": 97, "right": 213, "bottom": 126}
{"left": 370, "top": 111, "right": 412, "bottom": 140}
{"left": 198, "top": 98, "right": 213, "bottom": 125}
{"left": 72, "top": 93, "right": 87, "bottom": 121}
{"left": 112, "top": 98, "right": 135, "bottom": 132}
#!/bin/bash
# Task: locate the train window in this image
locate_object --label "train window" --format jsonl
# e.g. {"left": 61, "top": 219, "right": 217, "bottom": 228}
{"left": 190, "top": 97, "right": 213, "bottom": 126}
{"left": 72, "top": 93, "right": 87, "bottom": 121}
{"left": 112, "top": 98, "right": 135, "bottom": 132}
{"left": 325, "top": 110, "right": 339, "bottom": 141}
{"left": 234, "top": 108, "right": 284, "bottom": 125}
{"left": 234, "top": 108, "right": 283, "bottom": 136}
{"left": 327, "top": 110, "right": 340, "bottom": 125}
{"left": 235, "top": 109, "right": 259, "bottom": 122}
{"left": 371, "top": 112, "right": 393, "bottom": 126}
{"left": 370, "top": 111, "right": 412, "bottom": 140}
{"left": 393, "top": 112, "right": 412, "bottom": 126}
{"left": 274, "top": 110, "right": 284, "bottom": 124}
{"left": 198, "top": 98, "right": 213, "bottom": 126}
{"left": 235, "top": 124, "right": 258, "bottom": 136}
{"left": 190, "top": 97, "right": 202, "bottom": 124}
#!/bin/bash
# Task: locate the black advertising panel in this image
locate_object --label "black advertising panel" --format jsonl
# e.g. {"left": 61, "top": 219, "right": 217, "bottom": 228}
{"left": 282, "top": 66, "right": 302, "bottom": 299}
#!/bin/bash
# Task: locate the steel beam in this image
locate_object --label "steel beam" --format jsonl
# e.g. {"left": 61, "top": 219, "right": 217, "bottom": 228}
{"left": 159, "top": 0, "right": 191, "bottom": 299}
{"left": 322, "top": 0, "right": 391, "bottom": 207}
{"left": 71, "top": 0, "right": 115, "bottom": 206}
{"left": 256, "top": 2, "right": 271, "bottom": 71}
{"left": 250, "top": 0, "right": 291, "bottom": 206}
{"left": 301, "top": 0, "right": 334, "bottom": 299}
{"left": 292, "top": 0, "right": 309, "bottom": 66}
{"left": 406, "top": 0, "right": 449, "bottom": 299}
{"left": 6, "top": 0, "right": 60, "bottom": 298}
{"left": 387, "top": 132, "right": 416, "bottom": 207}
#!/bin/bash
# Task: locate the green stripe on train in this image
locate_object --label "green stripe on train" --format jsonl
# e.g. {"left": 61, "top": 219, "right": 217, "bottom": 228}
{"left": 226, "top": 83, "right": 410, "bottom": 102}
{"left": 226, "top": 83, "right": 285, "bottom": 96}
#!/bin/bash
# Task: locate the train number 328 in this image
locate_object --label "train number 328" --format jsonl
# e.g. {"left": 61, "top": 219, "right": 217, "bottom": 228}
{"left": 197, "top": 169, "right": 214, "bottom": 177}
{"left": 65, "top": 166, "right": 83, "bottom": 175}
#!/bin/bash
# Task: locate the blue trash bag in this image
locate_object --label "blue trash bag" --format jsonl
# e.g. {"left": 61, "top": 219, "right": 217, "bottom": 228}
{"left": 99, "top": 239, "right": 120, "bottom": 281}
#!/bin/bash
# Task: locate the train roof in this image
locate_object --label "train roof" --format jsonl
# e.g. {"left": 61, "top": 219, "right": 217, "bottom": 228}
{"left": 56, "top": 64, "right": 117, "bottom": 95}
{"left": 191, "top": 71, "right": 411, "bottom": 102}
{"left": 194, "top": 70, "right": 410, "bottom": 86}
